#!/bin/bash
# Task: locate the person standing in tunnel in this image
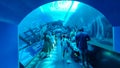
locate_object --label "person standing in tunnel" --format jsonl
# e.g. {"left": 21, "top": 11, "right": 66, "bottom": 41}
{"left": 61, "top": 34, "right": 72, "bottom": 64}
{"left": 75, "top": 28, "right": 90, "bottom": 67}
{"left": 42, "top": 31, "right": 53, "bottom": 56}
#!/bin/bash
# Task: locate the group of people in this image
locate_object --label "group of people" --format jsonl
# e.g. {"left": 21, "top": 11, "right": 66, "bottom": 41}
{"left": 40, "top": 22, "right": 90, "bottom": 68}
{"left": 60, "top": 28, "right": 90, "bottom": 66}
{"left": 42, "top": 27, "right": 90, "bottom": 67}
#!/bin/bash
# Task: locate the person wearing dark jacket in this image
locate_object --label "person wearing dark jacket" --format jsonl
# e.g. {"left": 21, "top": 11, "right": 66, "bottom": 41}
{"left": 75, "top": 28, "right": 90, "bottom": 67}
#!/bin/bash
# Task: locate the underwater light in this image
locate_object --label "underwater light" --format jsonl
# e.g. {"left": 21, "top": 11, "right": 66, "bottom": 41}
{"left": 50, "top": 1, "right": 80, "bottom": 12}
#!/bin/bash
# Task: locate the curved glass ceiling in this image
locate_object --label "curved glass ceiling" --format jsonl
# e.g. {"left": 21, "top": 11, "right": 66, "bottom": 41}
{"left": 19, "top": 1, "right": 113, "bottom": 46}
{"left": 19, "top": 1, "right": 104, "bottom": 34}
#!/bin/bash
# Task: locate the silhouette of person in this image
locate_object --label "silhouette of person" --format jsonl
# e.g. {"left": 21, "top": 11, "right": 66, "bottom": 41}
{"left": 75, "top": 28, "right": 90, "bottom": 67}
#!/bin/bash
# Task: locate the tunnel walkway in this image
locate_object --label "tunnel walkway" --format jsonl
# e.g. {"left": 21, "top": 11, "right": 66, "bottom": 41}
{"left": 33, "top": 39, "right": 92, "bottom": 68}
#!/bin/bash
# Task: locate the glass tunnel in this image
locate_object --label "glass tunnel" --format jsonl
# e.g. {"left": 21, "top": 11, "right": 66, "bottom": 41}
{"left": 18, "top": 1, "right": 120, "bottom": 68}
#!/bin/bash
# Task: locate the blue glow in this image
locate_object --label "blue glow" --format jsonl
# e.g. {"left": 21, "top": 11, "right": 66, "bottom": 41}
{"left": 18, "top": 1, "right": 114, "bottom": 66}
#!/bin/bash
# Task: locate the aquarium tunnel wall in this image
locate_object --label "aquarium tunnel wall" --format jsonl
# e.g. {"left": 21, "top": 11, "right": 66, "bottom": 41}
{"left": 18, "top": 1, "right": 120, "bottom": 68}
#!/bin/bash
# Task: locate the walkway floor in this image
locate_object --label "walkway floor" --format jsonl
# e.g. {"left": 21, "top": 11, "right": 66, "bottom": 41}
{"left": 35, "top": 39, "right": 92, "bottom": 68}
